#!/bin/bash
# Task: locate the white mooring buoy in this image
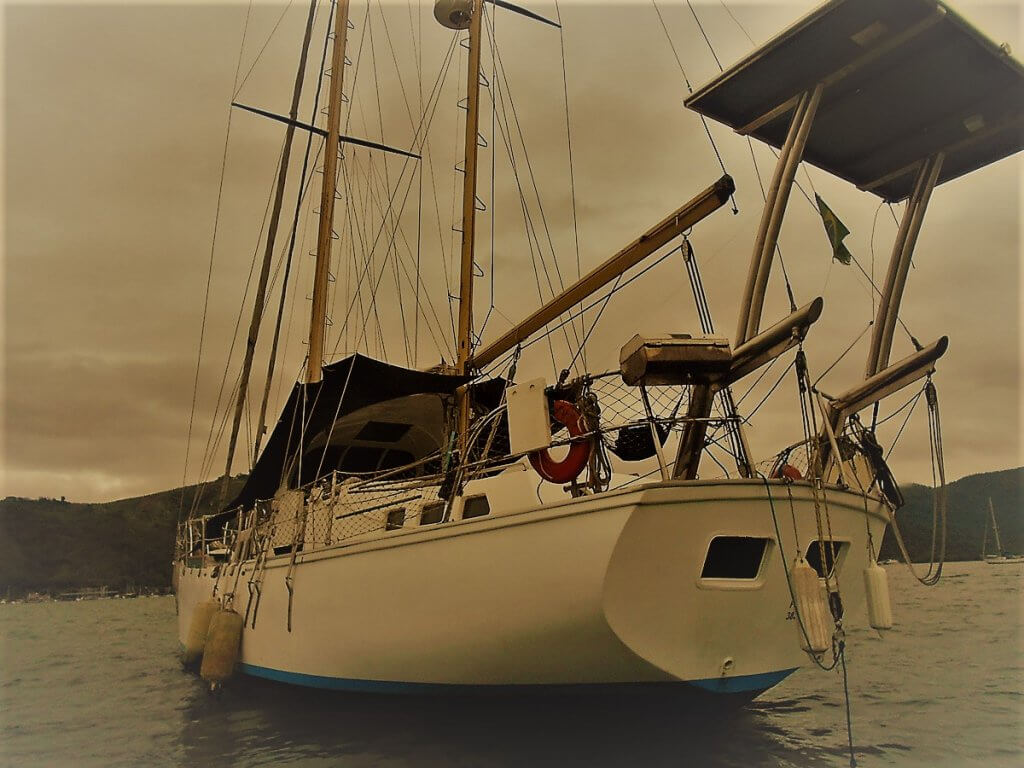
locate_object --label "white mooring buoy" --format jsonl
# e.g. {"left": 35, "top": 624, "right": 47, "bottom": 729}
{"left": 182, "top": 598, "right": 219, "bottom": 668}
{"left": 863, "top": 560, "right": 894, "bottom": 630}
{"left": 792, "top": 557, "right": 832, "bottom": 653}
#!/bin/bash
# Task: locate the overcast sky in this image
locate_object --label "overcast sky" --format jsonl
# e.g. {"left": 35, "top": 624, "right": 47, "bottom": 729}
{"left": 3, "top": 0, "right": 1021, "bottom": 503}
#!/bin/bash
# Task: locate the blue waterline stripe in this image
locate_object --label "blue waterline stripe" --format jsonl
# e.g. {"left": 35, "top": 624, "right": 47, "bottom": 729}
{"left": 238, "top": 663, "right": 796, "bottom": 695}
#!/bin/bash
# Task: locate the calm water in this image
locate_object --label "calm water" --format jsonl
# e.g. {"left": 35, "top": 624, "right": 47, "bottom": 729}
{"left": 1, "top": 561, "right": 1020, "bottom": 767}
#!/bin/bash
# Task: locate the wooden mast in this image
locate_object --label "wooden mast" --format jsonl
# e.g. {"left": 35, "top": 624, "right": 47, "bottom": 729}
{"left": 455, "top": 0, "right": 485, "bottom": 446}
{"left": 220, "top": 0, "right": 320, "bottom": 500}
{"left": 307, "top": 0, "right": 352, "bottom": 384}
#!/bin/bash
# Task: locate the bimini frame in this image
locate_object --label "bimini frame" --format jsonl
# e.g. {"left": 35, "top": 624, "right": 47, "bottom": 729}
{"left": 684, "top": 0, "right": 1024, "bottom": 467}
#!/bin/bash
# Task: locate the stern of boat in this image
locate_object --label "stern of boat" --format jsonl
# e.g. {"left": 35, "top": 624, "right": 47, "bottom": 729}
{"left": 601, "top": 479, "right": 887, "bottom": 696}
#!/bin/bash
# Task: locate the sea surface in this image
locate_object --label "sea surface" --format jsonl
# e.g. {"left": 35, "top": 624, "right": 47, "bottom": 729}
{"left": 1, "top": 561, "right": 1020, "bottom": 767}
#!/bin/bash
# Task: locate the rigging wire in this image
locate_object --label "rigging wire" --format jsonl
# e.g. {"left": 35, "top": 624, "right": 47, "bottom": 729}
{"left": 367, "top": 4, "right": 411, "bottom": 365}
{"left": 869, "top": 200, "right": 885, "bottom": 319}
{"left": 413, "top": 0, "right": 424, "bottom": 365}
{"left": 813, "top": 321, "right": 873, "bottom": 387}
{"left": 233, "top": 0, "right": 298, "bottom": 100}
{"left": 342, "top": 148, "right": 452, "bottom": 357}
{"left": 554, "top": 0, "right": 586, "bottom": 367}
{"left": 485, "top": 27, "right": 571, "bottom": 374}
{"left": 560, "top": 272, "right": 625, "bottom": 381}
{"left": 180, "top": 0, "right": 255, "bottom": 523}
{"left": 254, "top": 0, "right": 336, "bottom": 460}
{"left": 478, "top": 245, "right": 682, "bottom": 378}
{"left": 740, "top": 359, "right": 796, "bottom": 423}
{"left": 717, "top": 0, "right": 755, "bottom": 45}
{"left": 335, "top": 32, "right": 461, "bottom": 355}
{"left": 651, "top": 0, "right": 737, "bottom": 214}
{"left": 485, "top": 24, "right": 586, "bottom": 368}
{"left": 191, "top": 137, "right": 290, "bottom": 501}
{"left": 686, "top": 0, "right": 722, "bottom": 71}
{"left": 883, "top": 386, "right": 925, "bottom": 462}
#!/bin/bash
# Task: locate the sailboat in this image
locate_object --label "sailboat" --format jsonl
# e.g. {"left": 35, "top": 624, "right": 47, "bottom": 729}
{"left": 175, "top": 0, "right": 1023, "bottom": 702}
{"left": 982, "top": 498, "right": 1023, "bottom": 564}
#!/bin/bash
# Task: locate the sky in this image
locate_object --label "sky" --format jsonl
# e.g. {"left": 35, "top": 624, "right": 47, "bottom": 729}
{"left": 2, "top": 0, "right": 1021, "bottom": 503}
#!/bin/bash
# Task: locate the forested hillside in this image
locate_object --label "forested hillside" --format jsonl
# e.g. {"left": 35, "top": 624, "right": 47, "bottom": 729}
{"left": 2, "top": 468, "right": 1019, "bottom": 596}
{"left": 878, "top": 467, "right": 1023, "bottom": 562}
{"left": 0, "top": 477, "right": 245, "bottom": 596}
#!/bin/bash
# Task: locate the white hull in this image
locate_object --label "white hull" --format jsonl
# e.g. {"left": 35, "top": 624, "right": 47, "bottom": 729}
{"left": 176, "top": 477, "right": 887, "bottom": 698}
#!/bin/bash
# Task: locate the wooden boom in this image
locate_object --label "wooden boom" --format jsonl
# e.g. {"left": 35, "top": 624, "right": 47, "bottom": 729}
{"left": 469, "top": 175, "right": 735, "bottom": 370}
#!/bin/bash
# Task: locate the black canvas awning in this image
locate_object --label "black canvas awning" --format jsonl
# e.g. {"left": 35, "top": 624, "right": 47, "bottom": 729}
{"left": 685, "top": 0, "right": 1024, "bottom": 201}
{"left": 227, "top": 354, "right": 495, "bottom": 511}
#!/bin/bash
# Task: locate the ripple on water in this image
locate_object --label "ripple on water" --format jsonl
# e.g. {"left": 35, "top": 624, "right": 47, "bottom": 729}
{"left": 1, "top": 564, "right": 1022, "bottom": 767}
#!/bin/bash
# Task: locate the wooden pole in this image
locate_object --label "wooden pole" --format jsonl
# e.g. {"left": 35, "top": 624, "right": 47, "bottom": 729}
{"left": 470, "top": 175, "right": 735, "bottom": 370}
{"left": 220, "top": 0, "right": 320, "bottom": 499}
{"left": 455, "top": 0, "right": 485, "bottom": 449}
{"left": 307, "top": 0, "right": 352, "bottom": 385}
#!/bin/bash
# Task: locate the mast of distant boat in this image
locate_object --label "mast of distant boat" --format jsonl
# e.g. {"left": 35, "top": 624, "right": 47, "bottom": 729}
{"left": 989, "top": 498, "right": 1005, "bottom": 557}
{"left": 982, "top": 509, "right": 989, "bottom": 559}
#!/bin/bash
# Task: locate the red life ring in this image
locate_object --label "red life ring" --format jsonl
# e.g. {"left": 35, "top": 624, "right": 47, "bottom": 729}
{"left": 774, "top": 463, "right": 803, "bottom": 481}
{"left": 529, "top": 400, "right": 594, "bottom": 484}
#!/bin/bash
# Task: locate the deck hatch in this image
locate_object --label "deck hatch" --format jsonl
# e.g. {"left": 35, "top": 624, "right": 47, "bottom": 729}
{"left": 701, "top": 536, "right": 770, "bottom": 579}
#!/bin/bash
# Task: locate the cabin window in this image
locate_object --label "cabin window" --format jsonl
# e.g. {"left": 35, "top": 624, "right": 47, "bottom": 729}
{"left": 805, "top": 540, "right": 846, "bottom": 577}
{"left": 420, "top": 502, "right": 445, "bottom": 525}
{"left": 701, "top": 536, "right": 770, "bottom": 579}
{"left": 385, "top": 508, "right": 405, "bottom": 531}
{"left": 462, "top": 495, "right": 490, "bottom": 519}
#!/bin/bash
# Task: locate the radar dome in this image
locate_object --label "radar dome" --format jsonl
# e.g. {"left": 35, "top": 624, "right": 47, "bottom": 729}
{"left": 434, "top": 0, "right": 473, "bottom": 30}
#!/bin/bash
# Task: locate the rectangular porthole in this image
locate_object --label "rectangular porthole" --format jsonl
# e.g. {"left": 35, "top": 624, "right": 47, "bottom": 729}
{"left": 385, "top": 508, "right": 405, "bottom": 531}
{"left": 701, "top": 536, "right": 770, "bottom": 579}
{"left": 420, "top": 502, "right": 445, "bottom": 525}
{"left": 461, "top": 495, "right": 490, "bottom": 519}
{"left": 805, "top": 540, "right": 846, "bottom": 577}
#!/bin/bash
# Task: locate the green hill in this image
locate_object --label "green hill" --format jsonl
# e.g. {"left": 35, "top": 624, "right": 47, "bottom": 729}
{"left": 0, "top": 477, "right": 245, "bottom": 597}
{"left": 878, "top": 467, "right": 1023, "bottom": 562}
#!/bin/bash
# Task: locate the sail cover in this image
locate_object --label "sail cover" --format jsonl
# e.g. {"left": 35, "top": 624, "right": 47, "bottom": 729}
{"left": 685, "top": 0, "right": 1024, "bottom": 201}
{"left": 226, "top": 354, "right": 497, "bottom": 511}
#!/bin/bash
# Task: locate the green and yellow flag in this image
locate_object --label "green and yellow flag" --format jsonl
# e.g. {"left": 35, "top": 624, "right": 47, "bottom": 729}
{"left": 815, "top": 193, "right": 852, "bottom": 265}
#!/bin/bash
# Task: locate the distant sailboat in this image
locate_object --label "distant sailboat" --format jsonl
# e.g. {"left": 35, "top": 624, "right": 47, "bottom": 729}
{"left": 982, "top": 498, "right": 1024, "bottom": 564}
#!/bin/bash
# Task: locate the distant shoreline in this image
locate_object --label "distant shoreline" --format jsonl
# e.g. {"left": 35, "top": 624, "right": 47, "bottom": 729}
{"left": 2, "top": 469, "right": 1019, "bottom": 598}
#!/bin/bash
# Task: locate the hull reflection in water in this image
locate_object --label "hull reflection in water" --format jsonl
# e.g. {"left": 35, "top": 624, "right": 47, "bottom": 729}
{"left": 178, "top": 674, "right": 813, "bottom": 767}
